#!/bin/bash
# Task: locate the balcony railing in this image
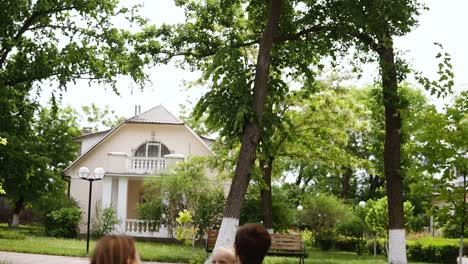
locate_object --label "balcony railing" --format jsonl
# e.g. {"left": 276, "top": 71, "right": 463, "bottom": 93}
{"left": 129, "top": 157, "right": 166, "bottom": 174}
{"left": 125, "top": 219, "right": 169, "bottom": 237}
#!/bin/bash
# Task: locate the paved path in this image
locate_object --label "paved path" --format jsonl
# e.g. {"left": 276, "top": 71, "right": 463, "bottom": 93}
{"left": 0, "top": 251, "right": 176, "bottom": 264}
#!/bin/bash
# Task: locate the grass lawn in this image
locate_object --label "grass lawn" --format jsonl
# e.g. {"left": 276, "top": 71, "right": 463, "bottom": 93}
{"left": 0, "top": 224, "right": 433, "bottom": 263}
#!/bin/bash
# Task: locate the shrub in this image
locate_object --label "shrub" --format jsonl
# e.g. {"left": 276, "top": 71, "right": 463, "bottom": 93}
{"left": 442, "top": 220, "right": 468, "bottom": 238}
{"left": 365, "top": 238, "right": 386, "bottom": 255}
{"left": 45, "top": 207, "right": 81, "bottom": 238}
{"left": 335, "top": 236, "right": 366, "bottom": 254}
{"left": 0, "top": 230, "right": 26, "bottom": 240}
{"left": 301, "top": 229, "right": 314, "bottom": 249}
{"left": 137, "top": 157, "right": 225, "bottom": 238}
{"left": 315, "top": 229, "right": 336, "bottom": 251}
{"left": 240, "top": 184, "right": 294, "bottom": 232}
{"left": 407, "top": 238, "right": 468, "bottom": 264}
{"left": 91, "top": 203, "right": 120, "bottom": 239}
{"left": 299, "top": 194, "right": 352, "bottom": 234}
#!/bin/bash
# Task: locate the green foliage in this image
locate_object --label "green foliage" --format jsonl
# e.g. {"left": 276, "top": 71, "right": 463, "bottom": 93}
{"left": 301, "top": 229, "right": 314, "bottom": 249}
{"left": 45, "top": 207, "right": 81, "bottom": 238}
{"left": 175, "top": 210, "right": 196, "bottom": 246}
{"left": 81, "top": 103, "right": 126, "bottom": 131}
{"left": 337, "top": 215, "right": 367, "bottom": 239}
{"left": 365, "top": 198, "right": 414, "bottom": 237}
{"left": 240, "top": 184, "right": 294, "bottom": 232}
{"left": 407, "top": 238, "right": 468, "bottom": 264}
{"left": 0, "top": 0, "right": 149, "bottom": 223}
{"left": 91, "top": 204, "right": 120, "bottom": 239}
{"left": 137, "top": 157, "right": 225, "bottom": 237}
{"left": 0, "top": 230, "right": 26, "bottom": 240}
{"left": 335, "top": 236, "right": 365, "bottom": 253}
{"left": 315, "top": 229, "right": 337, "bottom": 251}
{"left": 31, "top": 188, "right": 78, "bottom": 228}
{"left": 0, "top": 102, "right": 80, "bottom": 223}
{"left": 299, "top": 194, "right": 352, "bottom": 234}
{"left": 442, "top": 221, "right": 468, "bottom": 239}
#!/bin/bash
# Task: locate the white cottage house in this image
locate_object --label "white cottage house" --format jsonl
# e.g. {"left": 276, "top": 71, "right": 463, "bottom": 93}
{"left": 63, "top": 105, "right": 214, "bottom": 237}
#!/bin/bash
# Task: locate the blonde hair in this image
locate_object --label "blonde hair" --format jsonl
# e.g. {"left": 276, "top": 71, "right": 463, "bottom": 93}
{"left": 91, "top": 235, "right": 139, "bottom": 264}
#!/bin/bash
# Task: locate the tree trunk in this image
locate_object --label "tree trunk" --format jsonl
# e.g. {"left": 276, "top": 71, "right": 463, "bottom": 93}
{"left": 11, "top": 196, "right": 24, "bottom": 227}
{"left": 260, "top": 158, "right": 274, "bottom": 230}
{"left": 209, "top": 0, "right": 281, "bottom": 260}
{"left": 341, "top": 167, "right": 352, "bottom": 199}
{"left": 378, "top": 36, "right": 407, "bottom": 264}
{"left": 459, "top": 172, "right": 466, "bottom": 264}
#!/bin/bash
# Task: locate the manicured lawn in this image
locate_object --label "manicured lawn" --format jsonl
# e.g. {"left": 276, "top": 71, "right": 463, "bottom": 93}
{"left": 0, "top": 224, "right": 433, "bottom": 263}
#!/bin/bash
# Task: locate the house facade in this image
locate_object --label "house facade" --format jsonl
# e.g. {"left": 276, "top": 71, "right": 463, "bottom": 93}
{"left": 63, "top": 105, "right": 214, "bottom": 237}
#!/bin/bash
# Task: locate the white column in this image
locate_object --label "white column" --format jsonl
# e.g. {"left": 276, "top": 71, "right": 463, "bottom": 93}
{"left": 101, "top": 176, "right": 112, "bottom": 209}
{"left": 117, "top": 176, "right": 128, "bottom": 232}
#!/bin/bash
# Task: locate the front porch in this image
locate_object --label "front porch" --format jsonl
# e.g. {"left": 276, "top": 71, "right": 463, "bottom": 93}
{"left": 101, "top": 176, "right": 172, "bottom": 238}
{"left": 101, "top": 154, "right": 184, "bottom": 238}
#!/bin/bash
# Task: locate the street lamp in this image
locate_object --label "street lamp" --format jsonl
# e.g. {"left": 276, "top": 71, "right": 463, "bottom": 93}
{"left": 356, "top": 200, "right": 367, "bottom": 255}
{"left": 358, "top": 200, "right": 367, "bottom": 208}
{"left": 296, "top": 205, "right": 304, "bottom": 229}
{"left": 79, "top": 166, "right": 105, "bottom": 253}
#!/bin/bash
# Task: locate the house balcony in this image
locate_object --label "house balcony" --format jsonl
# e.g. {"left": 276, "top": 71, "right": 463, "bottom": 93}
{"left": 129, "top": 157, "right": 166, "bottom": 174}
{"left": 107, "top": 152, "right": 184, "bottom": 175}
{"left": 124, "top": 219, "right": 169, "bottom": 237}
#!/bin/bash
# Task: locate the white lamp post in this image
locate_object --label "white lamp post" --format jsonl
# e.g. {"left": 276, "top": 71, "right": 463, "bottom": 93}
{"left": 79, "top": 167, "right": 105, "bottom": 253}
{"left": 358, "top": 201, "right": 367, "bottom": 208}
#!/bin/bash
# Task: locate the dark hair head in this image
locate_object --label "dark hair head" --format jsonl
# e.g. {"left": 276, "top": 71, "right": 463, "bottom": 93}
{"left": 91, "top": 235, "right": 138, "bottom": 264}
{"left": 234, "top": 223, "right": 271, "bottom": 264}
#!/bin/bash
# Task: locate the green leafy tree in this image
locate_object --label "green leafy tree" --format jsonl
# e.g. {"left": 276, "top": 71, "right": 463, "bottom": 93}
{"left": 81, "top": 103, "right": 126, "bottom": 131}
{"left": 0, "top": 103, "right": 80, "bottom": 226}
{"left": 317, "top": 1, "right": 452, "bottom": 262}
{"left": 137, "top": 157, "right": 225, "bottom": 238}
{"left": 365, "top": 198, "right": 414, "bottom": 256}
{"left": 0, "top": 0, "right": 149, "bottom": 226}
{"left": 416, "top": 91, "right": 467, "bottom": 263}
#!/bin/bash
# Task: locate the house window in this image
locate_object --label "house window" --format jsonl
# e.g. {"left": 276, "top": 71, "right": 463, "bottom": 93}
{"left": 134, "top": 142, "right": 170, "bottom": 158}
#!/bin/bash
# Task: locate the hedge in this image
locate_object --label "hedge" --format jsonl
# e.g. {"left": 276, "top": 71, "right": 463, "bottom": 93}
{"left": 407, "top": 238, "right": 467, "bottom": 264}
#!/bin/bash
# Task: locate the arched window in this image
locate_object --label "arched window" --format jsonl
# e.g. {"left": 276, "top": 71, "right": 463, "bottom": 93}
{"left": 134, "top": 142, "right": 170, "bottom": 157}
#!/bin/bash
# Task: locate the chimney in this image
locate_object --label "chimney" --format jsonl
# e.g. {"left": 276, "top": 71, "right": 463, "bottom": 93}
{"left": 134, "top": 105, "right": 142, "bottom": 115}
{"left": 82, "top": 127, "right": 93, "bottom": 135}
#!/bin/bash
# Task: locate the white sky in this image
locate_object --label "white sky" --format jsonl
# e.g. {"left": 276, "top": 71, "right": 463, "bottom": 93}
{"left": 38, "top": 0, "right": 468, "bottom": 123}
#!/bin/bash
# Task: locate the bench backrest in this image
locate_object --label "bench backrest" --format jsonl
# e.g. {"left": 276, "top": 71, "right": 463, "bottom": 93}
{"left": 269, "top": 234, "right": 303, "bottom": 252}
{"left": 206, "top": 231, "right": 304, "bottom": 253}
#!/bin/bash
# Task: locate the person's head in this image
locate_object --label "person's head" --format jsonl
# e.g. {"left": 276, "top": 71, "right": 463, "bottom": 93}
{"left": 91, "top": 235, "right": 140, "bottom": 264}
{"left": 211, "top": 246, "right": 236, "bottom": 264}
{"left": 234, "top": 223, "right": 271, "bottom": 264}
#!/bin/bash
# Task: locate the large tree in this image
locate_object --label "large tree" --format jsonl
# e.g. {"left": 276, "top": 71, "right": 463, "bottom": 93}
{"left": 0, "top": 103, "right": 81, "bottom": 226}
{"left": 0, "top": 0, "right": 149, "bottom": 226}
{"left": 318, "top": 1, "right": 431, "bottom": 262}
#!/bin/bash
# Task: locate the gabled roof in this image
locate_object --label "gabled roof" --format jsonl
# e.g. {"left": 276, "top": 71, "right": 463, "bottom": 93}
{"left": 63, "top": 105, "right": 210, "bottom": 175}
{"left": 126, "top": 105, "right": 183, "bottom": 125}
{"left": 73, "top": 130, "right": 111, "bottom": 141}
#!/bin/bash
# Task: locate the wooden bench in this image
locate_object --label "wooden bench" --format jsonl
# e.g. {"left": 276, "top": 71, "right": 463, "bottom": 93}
{"left": 205, "top": 231, "right": 308, "bottom": 264}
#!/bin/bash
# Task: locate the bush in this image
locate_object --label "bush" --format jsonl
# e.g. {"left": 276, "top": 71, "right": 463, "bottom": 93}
{"left": 0, "top": 230, "right": 26, "bottom": 240}
{"left": 299, "top": 194, "right": 352, "bottom": 234}
{"left": 45, "top": 207, "right": 81, "bottom": 238}
{"left": 442, "top": 220, "right": 468, "bottom": 238}
{"left": 315, "top": 229, "right": 336, "bottom": 251}
{"left": 407, "top": 238, "right": 468, "bottom": 264}
{"left": 240, "top": 185, "right": 294, "bottom": 232}
{"left": 365, "top": 238, "right": 386, "bottom": 255}
{"left": 301, "top": 229, "right": 314, "bottom": 249}
{"left": 335, "top": 236, "right": 366, "bottom": 254}
{"left": 91, "top": 204, "right": 120, "bottom": 239}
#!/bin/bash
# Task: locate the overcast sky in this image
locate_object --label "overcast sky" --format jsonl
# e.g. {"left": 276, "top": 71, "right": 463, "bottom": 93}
{"left": 38, "top": 0, "right": 468, "bottom": 123}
